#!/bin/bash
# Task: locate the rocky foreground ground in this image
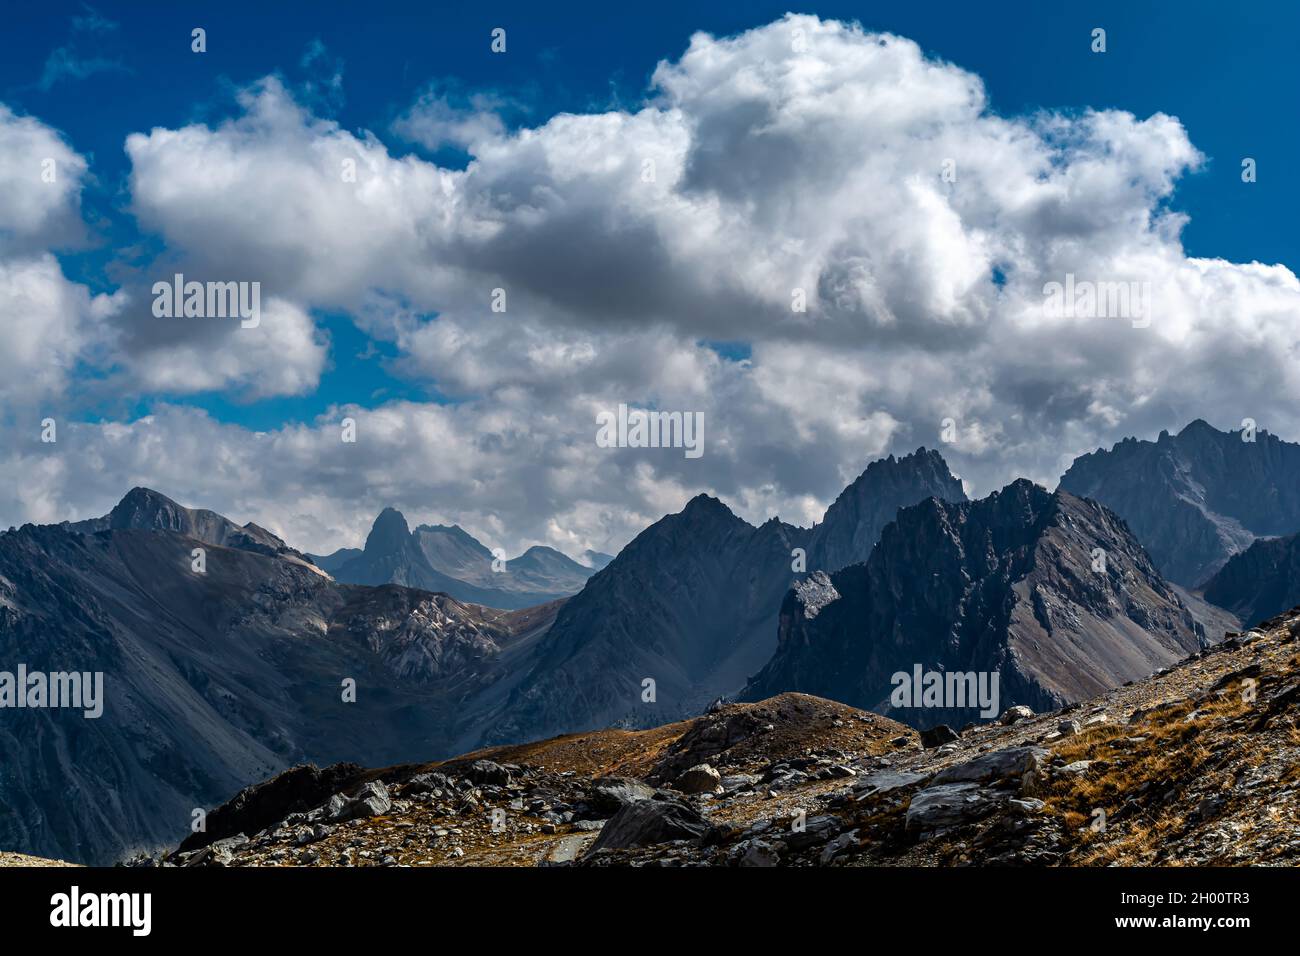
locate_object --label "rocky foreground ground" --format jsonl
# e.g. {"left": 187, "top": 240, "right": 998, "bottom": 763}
{"left": 100, "top": 607, "right": 1300, "bottom": 867}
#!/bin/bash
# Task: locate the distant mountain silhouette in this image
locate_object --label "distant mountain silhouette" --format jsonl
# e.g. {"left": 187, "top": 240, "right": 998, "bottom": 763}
{"left": 316, "top": 509, "right": 595, "bottom": 609}
{"left": 1060, "top": 420, "right": 1300, "bottom": 586}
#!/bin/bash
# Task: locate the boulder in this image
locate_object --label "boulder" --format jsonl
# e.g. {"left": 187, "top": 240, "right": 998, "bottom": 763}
{"left": 466, "top": 760, "right": 511, "bottom": 787}
{"left": 781, "top": 814, "right": 841, "bottom": 851}
{"left": 930, "top": 746, "right": 1047, "bottom": 789}
{"left": 733, "top": 839, "right": 780, "bottom": 867}
{"left": 585, "top": 798, "right": 709, "bottom": 854}
{"left": 919, "top": 724, "right": 960, "bottom": 749}
{"left": 819, "top": 830, "right": 858, "bottom": 864}
{"left": 403, "top": 772, "right": 448, "bottom": 795}
{"left": 675, "top": 764, "right": 724, "bottom": 795}
{"left": 344, "top": 781, "right": 392, "bottom": 819}
{"left": 905, "top": 784, "right": 998, "bottom": 832}
{"left": 853, "top": 769, "right": 928, "bottom": 798}
{"left": 999, "top": 705, "right": 1035, "bottom": 725}
{"left": 588, "top": 776, "right": 657, "bottom": 814}
{"left": 719, "top": 773, "right": 760, "bottom": 793}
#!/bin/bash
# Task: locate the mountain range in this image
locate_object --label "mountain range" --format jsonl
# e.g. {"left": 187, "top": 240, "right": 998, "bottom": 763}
{"left": 1059, "top": 419, "right": 1300, "bottom": 586}
{"left": 1, "top": 488, "right": 561, "bottom": 864}
{"left": 479, "top": 448, "right": 970, "bottom": 746}
{"left": 3, "top": 422, "right": 1298, "bottom": 865}
{"left": 311, "top": 509, "right": 596, "bottom": 609}
{"left": 742, "top": 481, "right": 1204, "bottom": 727}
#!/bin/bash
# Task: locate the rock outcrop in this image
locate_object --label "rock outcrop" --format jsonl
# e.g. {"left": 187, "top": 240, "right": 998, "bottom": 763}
{"left": 741, "top": 480, "right": 1204, "bottom": 727}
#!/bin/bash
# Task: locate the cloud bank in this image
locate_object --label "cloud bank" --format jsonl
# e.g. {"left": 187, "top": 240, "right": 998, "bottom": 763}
{"left": 4, "top": 14, "right": 1299, "bottom": 559}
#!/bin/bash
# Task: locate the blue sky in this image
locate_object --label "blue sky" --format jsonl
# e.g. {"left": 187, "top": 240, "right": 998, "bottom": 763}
{"left": 5, "top": 1, "right": 1297, "bottom": 428}
{"left": 3, "top": 2, "right": 1299, "bottom": 555}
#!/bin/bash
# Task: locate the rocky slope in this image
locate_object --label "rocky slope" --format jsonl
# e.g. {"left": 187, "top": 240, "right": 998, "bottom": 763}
{"left": 318, "top": 509, "right": 594, "bottom": 609}
{"left": 1059, "top": 419, "right": 1300, "bottom": 587}
{"left": 148, "top": 609, "right": 1300, "bottom": 868}
{"left": 478, "top": 450, "right": 968, "bottom": 747}
{"left": 0, "top": 491, "right": 559, "bottom": 865}
{"left": 1203, "top": 532, "right": 1300, "bottom": 628}
{"left": 742, "top": 480, "right": 1205, "bottom": 728}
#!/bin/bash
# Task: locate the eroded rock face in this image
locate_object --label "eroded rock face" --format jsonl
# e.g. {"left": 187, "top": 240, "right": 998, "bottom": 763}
{"left": 742, "top": 480, "right": 1203, "bottom": 729}
{"left": 1059, "top": 419, "right": 1300, "bottom": 587}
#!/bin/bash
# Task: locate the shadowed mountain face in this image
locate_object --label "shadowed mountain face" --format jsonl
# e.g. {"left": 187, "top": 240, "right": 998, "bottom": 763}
{"left": 317, "top": 510, "right": 594, "bottom": 609}
{"left": 1059, "top": 420, "right": 1300, "bottom": 587}
{"left": 741, "top": 481, "right": 1204, "bottom": 729}
{"left": 0, "top": 491, "right": 558, "bottom": 865}
{"left": 479, "top": 449, "right": 969, "bottom": 746}
{"left": 808, "top": 448, "right": 967, "bottom": 572}
{"left": 1203, "top": 532, "right": 1300, "bottom": 628}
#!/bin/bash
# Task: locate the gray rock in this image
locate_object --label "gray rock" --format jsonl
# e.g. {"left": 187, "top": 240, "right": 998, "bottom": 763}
{"left": 819, "top": 830, "right": 858, "bottom": 864}
{"left": 905, "top": 784, "right": 998, "bottom": 832}
{"left": 346, "top": 780, "right": 392, "bottom": 819}
{"left": 720, "top": 773, "right": 760, "bottom": 793}
{"left": 1008, "top": 798, "right": 1045, "bottom": 814}
{"left": 732, "top": 839, "right": 780, "bottom": 867}
{"left": 589, "top": 776, "right": 657, "bottom": 814}
{"left": 853, "top": 769, "right": 928, "bottom": 798}
{"left": 931, "top": 746, "right": 1048, "bottom": 789}
{"left": 323, "top": 793, "right": 349, "bottom": 820}
{"left": 675, "top": 764, "right": 723, "bottom": 795}
{"left": 586, "top": 798, "right": 709, "bottom": 854}
{"left": 466, "top": 760, "right": 511, "bottom": 787}
{"left": 920, "top": 725, "right": 960, "bottom": 749}
{"left": 781, "top": 814, "right": 841, "bottom": 851}
{"left": 404, "top": 772, "right": 448, "bottom": 795}
{"left": 999, "top": 705, "right": 1035, "bottom": 725}
{"left": 1058, "top": 719, "right": 1081, "bottom": 737}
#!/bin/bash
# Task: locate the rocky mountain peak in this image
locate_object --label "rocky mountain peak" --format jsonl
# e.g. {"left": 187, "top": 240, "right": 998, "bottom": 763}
{"left": 364, "top": 507, "right": 412, "bottom": 555}
{"left": 1059, "top": 420, "right": 1300, "bottom": 585}
{"left": 107, "top": 486, "right": 188, "bottom": 530}
{"left": 807, "top": 446, "right": 967, "bottom": 573}
{"left": 679, "top": 493, "right": 736, "bottom": 520}
{"left": 743, "top": 481, "right": 1200, "bottom": 728}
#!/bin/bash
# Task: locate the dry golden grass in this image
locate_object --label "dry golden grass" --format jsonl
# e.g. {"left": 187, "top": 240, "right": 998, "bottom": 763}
{"left": 1040, "top": 687, "right": 1253, "bottom": 864}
